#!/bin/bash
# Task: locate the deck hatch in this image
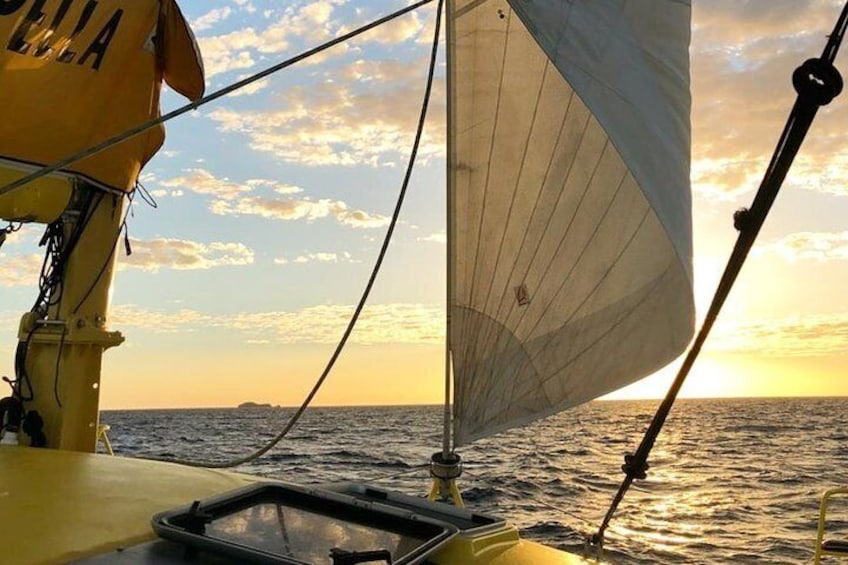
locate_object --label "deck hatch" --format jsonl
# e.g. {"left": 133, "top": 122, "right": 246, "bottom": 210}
{"left": 152, "top": 482, "right": 458, "bottom": 565}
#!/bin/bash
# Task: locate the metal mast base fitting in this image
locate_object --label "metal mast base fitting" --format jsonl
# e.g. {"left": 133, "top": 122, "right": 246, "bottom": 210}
{"left": 428, "top": 451, "right": 464, "bottom": 508}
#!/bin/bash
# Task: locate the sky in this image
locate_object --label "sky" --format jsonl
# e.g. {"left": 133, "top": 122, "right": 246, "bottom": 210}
{"left": 0, "top": 0, "right": 847, "bottom": 410}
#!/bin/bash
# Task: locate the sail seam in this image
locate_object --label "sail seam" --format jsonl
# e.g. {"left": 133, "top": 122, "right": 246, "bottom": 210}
{"left": 497, "top": 121, "right": 603, "bottom": 341}
{"left": 502, "top": 156, "right": 625, "bottom": 415}
{"left": 521, "top": 167, "right": 631, "bottom": 355}
{"left": 542, "top": 207, "right": 653, "bottom": 383}
{"left": 479, "top": 86, "right": 577, "bottom": 333}
{"left": 457, "top": 7, "right": 514, "bottom": 373}
{"left": 457, "top": 260, "right": 672, "bottom": 444}
{"left": 463, "top": 59, "right": 552, "bottom": 404}
{"left": 495, "top": 135, "right": 608, "bottom": 414}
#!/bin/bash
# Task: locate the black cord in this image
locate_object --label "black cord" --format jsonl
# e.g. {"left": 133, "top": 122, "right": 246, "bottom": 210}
{"left": 135, "top": 180, "right": 158, "bottom": 209}
{"left": 13, "top": 325, "right": 38, "bottom": 402}
{"left": 53, "top": 327, "right": 67, "bottom": 408}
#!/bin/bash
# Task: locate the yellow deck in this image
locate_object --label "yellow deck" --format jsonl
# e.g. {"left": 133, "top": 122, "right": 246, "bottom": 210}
{"left": 0, "top": 446, "right": 595, "bottom": 564}
{"left": 0, "top": 447, "right": 254, "bottom": 564}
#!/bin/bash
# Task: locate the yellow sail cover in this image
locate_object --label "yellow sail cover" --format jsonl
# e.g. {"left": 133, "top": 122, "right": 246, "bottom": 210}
{"left": 0, "top": 0, "right": 203, "bottom": 193}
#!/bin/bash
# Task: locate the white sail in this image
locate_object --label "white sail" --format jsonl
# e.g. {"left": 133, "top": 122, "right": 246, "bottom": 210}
{"left": 449, "top": 0, "right": 694, "bottom": 445}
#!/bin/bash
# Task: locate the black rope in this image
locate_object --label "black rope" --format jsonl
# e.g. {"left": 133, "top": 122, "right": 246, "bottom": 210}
{"left": 135, "top": 180, "right": 158, "bottom": 209}
{"left": 0, "top": 0, "right": 434, "bottom": 201}
{"left": 53, "top": 327, "right": 67, "bottom": 408}
{"left": 152, "top": 0, "right": 445, "bottom": 469}
{"left": 592, "top": 2, "right": 848, "bottom": 548}
{"left": 0, "top": 221, "right": 22, "bottom": 251}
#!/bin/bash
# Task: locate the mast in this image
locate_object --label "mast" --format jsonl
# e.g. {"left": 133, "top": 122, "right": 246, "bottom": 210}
{"left": 428, "top": 0, "right": 463, "bottom": 507}
{"left": 442, "top": 0, "right": 456, "bottom": 459}
{"left": 3, "top": 185, "right": 125, "bottom": 452}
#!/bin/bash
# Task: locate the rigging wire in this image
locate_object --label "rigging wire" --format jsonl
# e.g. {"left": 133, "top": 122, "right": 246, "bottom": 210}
{"left": 0, "top": 0, "right": 434, "bottom": 201}
{"left": 151, "top": 0, "right": 446, "bottom": 469}
{"left": 592, "top": 1, "right": 848, "bottom": 548}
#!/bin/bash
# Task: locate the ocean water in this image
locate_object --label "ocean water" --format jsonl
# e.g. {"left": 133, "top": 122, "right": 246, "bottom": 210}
{"left": 101, "top": 398, "right": 848, "bottom": 564}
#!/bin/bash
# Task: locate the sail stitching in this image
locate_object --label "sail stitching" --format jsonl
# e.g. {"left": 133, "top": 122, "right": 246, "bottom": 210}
{"left": 547, "top": 189, "right": 650, "bottom": 368}
{"left": 468, "top": 61, "right": 574, "bottom": 381}
{"left": 496, "top": 122, "right": 605, "bottom": 342}
{"left": 476, "top": 214, "right": 661, "bottom": 432}
{"left": 541, "top": 206, "right": 653, "bottom": 385}
{"left": 522, "top": 169, "right": 635, "bottom": 361}
{"left": 474, "top": 53, "right": 551, "bottom": 315}
{"left": 464, "top": 84, "right": 578, "bottom": 360}
{"left": 456, "top": 88, "right": 594, "bottom": 422}
{"left": 501, "top": 158, "right": 626, "bottom": 415}
{"left": 464, "top": 66, "right": 583, "bottom": 417}
{"left": 453, "top": 0, "right": 484, "bottom": 375}
{"left": 496, "top": 133, "right": 609, "bottom": 418}
{"left": 457, "top": 7, "right": 514, "bottom": 370}
{"left": 461, "top": 58, "right": 552, "bottom": 402}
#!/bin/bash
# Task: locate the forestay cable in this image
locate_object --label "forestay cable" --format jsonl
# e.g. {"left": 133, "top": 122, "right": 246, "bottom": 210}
{"left": 0, "top": 0, "right": 434, "bottom": 200}
{"left": 592, "top": 1, "right": 848, "bottom": 548}
{"left": 153, "top": 0, "right": 445, "bottom": 469}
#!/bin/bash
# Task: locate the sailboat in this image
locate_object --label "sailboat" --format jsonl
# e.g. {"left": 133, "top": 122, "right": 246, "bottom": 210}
{"left": 0, "top": 0, "right": 844, "bottom": 563}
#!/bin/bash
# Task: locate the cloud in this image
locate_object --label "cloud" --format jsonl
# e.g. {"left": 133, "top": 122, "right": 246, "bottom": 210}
{"left": 159, "top": 168, "right": 388, "bottom": 228}
{"left": 340, "top": 10, "right": 426, "bottom": 45}
{"left": 710, "top": 312, "right": 848, "bottom": 357}
{"left": 690, "top": 2, "right": 848, "bottom": 200}
{"left": 756, "top": 231, "right": 848, "bottom": 262}
{"left": 226, "top": 303, "right": 444, "bottom": 344}
{"left": 335, "top": 206, "right": 391, "bottom": 228}
{"left": 160, "top": 169, "right": 303, "bottom": 199}
{"left": 160, "top": 168, "right": 255, "bottom": 199}
{"left": 110, "top": 302, "right": 444, "bottom": 344}
{"left": 207, "top": 58, "right": 446, "bottom": 167}
{"left": 111, "top": 305, "right": 211, "bottom": 333}
{"left": 196, "top": 1, "right": 348, "bottom": 78}
{"left": 149, "top": 189, "right": 184, "bottom": 198}
{"left": 0, "top": 310, "right": 17, "bottom": 329}
{"left": 245, "top": 179, "right": 302, "bottom": 195}
{"left": 1, "top": 237, "right": 254, "bottom": 286}
{"left": 417, "top": 231, "right": 446, "bottom": 244}
{"left": 275, "top": 251, "right": 354, "bottom": 264}
{"left": 210, "top": 196, "right": 389, "bottom": 228}
{"left": 227, "top": 77, "right": 270, "bottom": 97}
{"left": 192, "top": 7, "right": 233, "bottom": 32}
{"left": 0, "top": 253, "right": 42, "bottom": 287}
{"left": 119, "top": 238, "right": 255, "bottom": 272}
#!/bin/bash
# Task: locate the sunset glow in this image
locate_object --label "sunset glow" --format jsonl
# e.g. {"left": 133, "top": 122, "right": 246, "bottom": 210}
{"left": 1, "top": 0, "right": 847, "bottom": 409}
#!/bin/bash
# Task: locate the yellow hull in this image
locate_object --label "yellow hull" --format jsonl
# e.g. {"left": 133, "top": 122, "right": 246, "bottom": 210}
{"left": 0, "top": 446, "right": 596, "bottom": 564}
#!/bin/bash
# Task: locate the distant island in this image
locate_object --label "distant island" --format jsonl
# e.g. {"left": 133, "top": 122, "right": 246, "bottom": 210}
{"left": 238, "top": 401, "right": 273, "bottom": 408}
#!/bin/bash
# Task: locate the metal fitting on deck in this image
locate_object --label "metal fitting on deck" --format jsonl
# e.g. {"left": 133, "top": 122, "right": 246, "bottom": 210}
{"left": 429, "top": 451, "right": 462, "bottom": 480}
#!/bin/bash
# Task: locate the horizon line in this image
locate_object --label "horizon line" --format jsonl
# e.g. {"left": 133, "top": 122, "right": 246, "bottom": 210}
{"left": 100, "top": 394, "right": 848, "bottom": 411}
